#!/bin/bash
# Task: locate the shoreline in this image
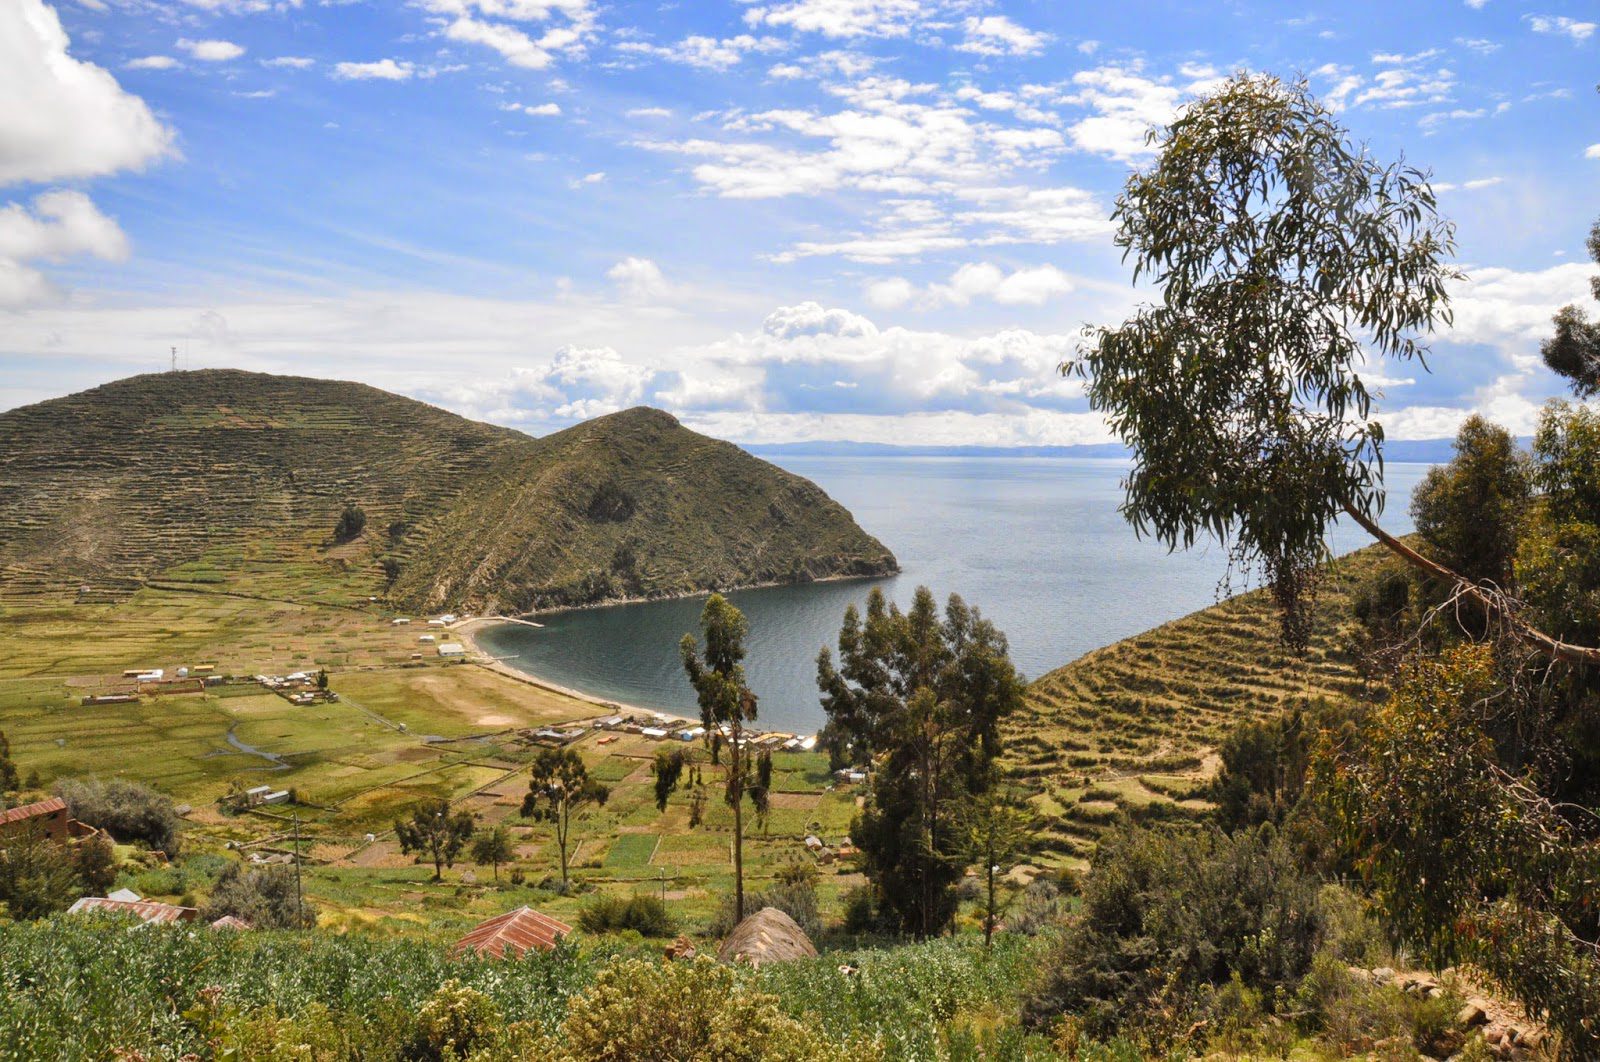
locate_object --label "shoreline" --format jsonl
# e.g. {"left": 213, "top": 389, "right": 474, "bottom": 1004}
{"left": 474, "top": 567, "right": 897, "bottom": 622}
{"left": 450, "top": 616, "right": 701, "bottom": 729}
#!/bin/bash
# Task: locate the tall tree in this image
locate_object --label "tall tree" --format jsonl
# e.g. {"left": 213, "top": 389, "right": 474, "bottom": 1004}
{"left": 394, "top": 798, "right": 475, "bottom": 881}
{"left": 1068, "top": 72, "right": 1459, "bottom": 650}
{"left": 470, "top": 825, "right": 515, "bottom": 883}
{"left": 1540, "top": 217, "right": 1600, "bottom": 398}
{"left": 677, "top": 594, "right": 760, "bottom": 923}
{"left": 817, "top": 587, "right": 1024, "bottom": 937}
{"left": 964, "top": 789, "right": 1036, "bottom": 950}
{"left": 522, "top": 747, "right": 609, "bottom": 891}
{"left": 1410, "top": 415, "right": 1531, "bottom": 588}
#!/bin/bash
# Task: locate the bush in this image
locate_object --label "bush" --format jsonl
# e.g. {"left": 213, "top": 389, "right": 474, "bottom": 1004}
{"left": 201, "top": 862, "right": 317, "bottom": 930}
{"left": 707, "top": 867, "right": 821, "bottom": 940}
{"left": 55, "top": 778, "right": 182, "bottom": 857}
{"left": 558, "top": 957, "right": 842, "bottom": 1061}
{"left": 1021, "top": 822, "right": 1325, "bottom": 1046}
{"left": 333, "top": 502, "right": 366, "bottom": 543}
{"left": 576, "top": 893, "right": 677, "bottom": 937}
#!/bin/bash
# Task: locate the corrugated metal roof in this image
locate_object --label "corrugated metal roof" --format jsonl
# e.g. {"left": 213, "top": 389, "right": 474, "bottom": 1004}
{"left": 0, "top": 796, "right": 66, "bottom": 826}
{"left": 209, "top": 915, "right": 253, "bottom": 931}
{"left": 451, "top": 906, "right": 571, "bottom": 960}
{"left": 67, "top": 897, "right": 199, "bottom": 924}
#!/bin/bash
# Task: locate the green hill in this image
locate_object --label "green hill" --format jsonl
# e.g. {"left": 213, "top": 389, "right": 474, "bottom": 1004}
{"left": 0, "top": 370, "right": 896, "bottom": 612}
{"left": 1003, "top": 542, "right": 1393, "bottom": 862}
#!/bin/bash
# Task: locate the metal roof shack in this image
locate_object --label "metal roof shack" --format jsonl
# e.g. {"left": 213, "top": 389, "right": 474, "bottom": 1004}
{"left": 67, "top": 897, "right": 199, "bottom": 924}
{"left": 209, "top": 915, "right": 253, "bottom": 931}
{"left": 451, "top": 907, "right": 572, "bottom": 960}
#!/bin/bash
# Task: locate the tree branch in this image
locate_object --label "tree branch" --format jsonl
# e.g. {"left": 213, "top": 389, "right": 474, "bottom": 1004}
{"left": 1340, "top": 500, "right": 1600, "bottom": 666}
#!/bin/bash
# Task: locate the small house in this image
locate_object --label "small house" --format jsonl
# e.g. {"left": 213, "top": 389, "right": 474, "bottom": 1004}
{"left": 640, "top": 726, "right": 669, "bottom": 739}
{"left": 391, "top": 618, "right": 411, "bottom": 626}
{"left": 68, "top": 897, "right": 198, "bottom": 925}
{"left": 210, "top": 915, "right": 252, "bottom": 931}
{"left": 426, "top": 619, "right": 447, "bottom": 628}
{"left": 260, "top": 790, "right": 291, "bottom": 805}
{"left": 419, "top": 634, "right": 436, "bottom": 643}
{"left": 451, "top": 907, "right": 572, "bottom": 960}
{"left": 108, "top": 888, "right": 142, "bottom": 903}
{"left": 438, "top": 614, "right": 458, "bottom": 624}
{"left": 437, "top": 643, "right": 465, "bottom": 657}
{"left": 244, "top": 785, "right": 273, "bottom": 807}
{"left": 0, "top": 797, "right": 71, "bottom": 842}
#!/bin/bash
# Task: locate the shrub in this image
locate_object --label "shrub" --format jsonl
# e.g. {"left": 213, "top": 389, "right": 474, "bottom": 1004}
{"left": 557, "top": 957, "right": 840, "bottom": 1061}
{"left": 1021, "top": 822, "right": 1325, "bottom": 1045}
{"left": 409, "top": 980, "right": 502, "bottom": 1061}
{"left": 576, "top": 893, "right": 677, "bottom": 937}
{"left": 55, "top": 778, "right": 182, "bottom": 857}
{"left": 201, "top": 862, "right": 317, "bottom": 929}
{"left": 333, "top": 502, "right": 366, "bottom": 543}
{"left": 707, "top": 871, "right": 821, "bottom": 940}
{"left": 0, "top": 831, "right": 79, "bottom": 920}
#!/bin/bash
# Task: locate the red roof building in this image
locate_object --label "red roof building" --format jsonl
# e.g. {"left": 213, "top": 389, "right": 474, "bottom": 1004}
{"left": 67, "top": 897, "right": 199, "bottom": 924}
{"left": 451, "top": 906, "right": 572, "bottom": 960}
{"left": 0, "top": 797, "right": 70, "bottom": 841}
{"left": 209, "top": 915, "right": 253, "bottom": 932}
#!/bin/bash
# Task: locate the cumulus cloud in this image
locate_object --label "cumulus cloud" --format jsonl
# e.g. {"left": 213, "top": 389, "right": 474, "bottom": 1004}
{"left": 606, "top": 256, "right": 667, "bottom": 298}
{"left": 1, "top": 0, "right": 173, "bottom": 185}
{"left": 955, "top": 15, "right": 1050, "bottom": 57}
{"left": 742, "top": 0, "right": 929, "bottom": 39}
{"left": 1525, "top": 14, "right": 1596, "bottom": 41}
{"left": 126, "top": 56, "right": 179, "bottom": 71}
{"left": 421, "top": 0, "right": 595, "bottom": 70}
{"left": 617, "top": 34, "right": 785, "bottom": 71}
{"left": 502, "top": 100, "right": 561, "bottom": 115}
{"left": 867, "top": 262, "right": 1077, "bottom": 308}
{"left": 1586, "top": 144, "right": 1600, "bottom": 159}
{"left": 763, "top": 301, "right": 877, "bottom": 339}
{"left": 333, "top": 59, "right": 414, "bottom": 81}
{"left": 176, "top": 39, "right": 246, "bottom": 62}
{"left": 1053, "top": 63, "right": 1226, "bottom": 162}
{"left": 0, "top": 190, "right": 130, "bottom": 308}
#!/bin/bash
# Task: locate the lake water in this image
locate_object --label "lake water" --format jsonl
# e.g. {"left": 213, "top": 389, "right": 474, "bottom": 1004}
{"left": 477, "top": 457, "right": 1432, "bottom": 735}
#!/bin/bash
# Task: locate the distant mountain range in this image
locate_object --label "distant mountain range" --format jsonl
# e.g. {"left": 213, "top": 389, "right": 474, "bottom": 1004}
{"left": 749, "top": 438, "right": 1462, "bottom": 463}
{"left": 0, "top": 371, "right": 896, "bottom": 613}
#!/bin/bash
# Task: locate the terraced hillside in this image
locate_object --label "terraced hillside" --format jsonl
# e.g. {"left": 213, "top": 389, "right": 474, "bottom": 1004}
{"left": 1004, "top": 543, "right": 1394, "bottom": 864}
{"left": 0, "top": 370, "right": 896, "bottom": 612}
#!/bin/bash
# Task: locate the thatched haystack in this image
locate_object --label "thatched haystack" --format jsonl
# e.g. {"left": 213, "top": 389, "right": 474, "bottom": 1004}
{"left": 717, "top": 907, "right": 818, "bottom": 967}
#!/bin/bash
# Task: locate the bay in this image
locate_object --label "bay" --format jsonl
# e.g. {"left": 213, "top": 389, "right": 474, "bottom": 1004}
{"left": 476, "top": 457, "right": 1432, "bottom": 735}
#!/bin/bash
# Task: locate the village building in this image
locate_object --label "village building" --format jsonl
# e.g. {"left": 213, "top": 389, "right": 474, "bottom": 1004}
{"left": 718, "top": 908, "right": 818, "bottom": 967}
{"left": 0, "top": 796, "right": 95, "bottom": 842}
{"left": 437, "top": 642, "right": 465, "bottom": 657}
{"left": 450, "top": 907, "right": 572, "bottom": 960}
{"left": 67, "top": 897, "right": 199, "bottom": 925}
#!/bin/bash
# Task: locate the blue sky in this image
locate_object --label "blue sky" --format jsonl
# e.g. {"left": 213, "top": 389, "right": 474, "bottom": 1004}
{"left": 1, "top": 0, "right": 1596, "bottom": 446}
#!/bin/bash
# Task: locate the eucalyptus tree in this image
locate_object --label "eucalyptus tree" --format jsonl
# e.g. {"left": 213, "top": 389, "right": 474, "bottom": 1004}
{"left": 1541, "top": 218, "right": 1600, "bottom": 398}
{"left": 523, "top": 747, "right": 610, "bottom": 891}
{"left": 677, "top": 594, "right": 761, "bottom": 922}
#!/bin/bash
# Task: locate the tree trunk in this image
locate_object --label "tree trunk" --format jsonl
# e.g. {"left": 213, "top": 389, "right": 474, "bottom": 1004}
{"left": 558, "top": 799, "right": 570, "bottom": 890}
{"left": 732, "top": 720, "right": 745, "bottom": 923}
{"left": 1341, "top": 500, "right": 1600, "bottom": 666}
{"left": 984, "top": 852, "right": 995, "bottom": 951}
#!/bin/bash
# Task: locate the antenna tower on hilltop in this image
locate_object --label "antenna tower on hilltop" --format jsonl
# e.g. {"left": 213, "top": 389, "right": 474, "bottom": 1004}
{"left": 170, "top": 346, "right": 178, "bottom": 372}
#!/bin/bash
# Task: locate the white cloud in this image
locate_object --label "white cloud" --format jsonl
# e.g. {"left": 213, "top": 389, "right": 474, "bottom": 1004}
{"left": 125, "top": 56, "right": 179, "bottom": 71}
{"left": 502, "top": 101, "right": 561, "bottom": 116}
{"left": 1433, "top": 176, "right": 1504, "bottom": 191}
{"left": 617, "top": 34, "right": 784, "bottom": 71}
{"left": 263, "top": 56, "right": 315, "bottom": 69}
{"left": 513, "top": 345, "right": 657, "bottom": 420}
{"left": 0, "top": 190, "right": 130, "bottom": 308}
{"left": 1454, "top": 37, "right": 1500, "bottom": 54}
{"left": 1586, "top": 144, "right": 1600, "bottom": 159}
{"left": 742, "top": 0, "right": 928, "bottom": 39}
{"left": 333, "top": 59, "right": 414, "bottom": 81}
{"left": 955, "top": 15, "right": 1050, "bottom": 57}
{"left": 0, "top": 0, "right": 173, "bottom": 185}
{"left": 568, "top": 171, "right": 605, "bottom": 188}
{"left": 763, "top": 301, "right": 877, "bottom": 339}
{"left": 1526, "top": 14, "right": 1597, "bottom": 42}
{"left": 421, "top": 0, "right": 595, "bottom": 70}
{"left": 1056, "top": 63, "right": 1226, "bottom": 162}
{"left": 176, "top": 39, "right": 246, "bottom": 62}
{"left": 179, "top": 0, "right": 304, "bottom": 11}
{"left": 627, "top": 106, "right": 672, "bottom": 118}
{"left": 866, "top": 262, "right": 1077, "bottom": 308}
{"left": 606, "top": 256, "right": 667, "bottom": 298}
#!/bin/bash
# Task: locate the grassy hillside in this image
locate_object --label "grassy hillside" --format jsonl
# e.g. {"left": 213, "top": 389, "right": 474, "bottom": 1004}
{"left": 0, "top": 370, "right": 895, "bottom": 613}
{"left": 1003, "top": 542, "right": 1394, "bottom": 863}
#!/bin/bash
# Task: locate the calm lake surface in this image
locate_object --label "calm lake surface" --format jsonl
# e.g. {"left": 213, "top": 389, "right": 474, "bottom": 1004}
{"left": 478, "top": 457, "right": 1433, "bottom": 735}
